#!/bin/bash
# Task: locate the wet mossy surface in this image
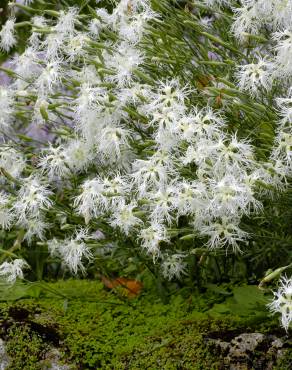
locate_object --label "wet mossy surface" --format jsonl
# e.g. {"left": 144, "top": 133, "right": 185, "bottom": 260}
{"left": 0, "top": 280, "right": 291, "bottom": 369}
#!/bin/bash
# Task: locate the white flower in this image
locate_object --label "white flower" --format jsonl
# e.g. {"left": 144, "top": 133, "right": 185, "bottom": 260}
{"left": 44, "top": 33, "right": 64, "bottom": 61}
{"left": 150, "top": 106, "right": 182, "bottom": 133}
{"left": 89, "top": 18, "right": 102, "bottom": 36}
{"left": 141, "top": 79, "right": 189, "bottom": 117}
{"left": 153, "top": 126, "right": 180, "bottom": 152}
{"left": 174, "top": 180, "right": 207, "bottom": 216}
{"left": 162, "top": 253, "right": 187, "bottom": 280}
{"left": 74, "top": 66, "right": 101, "bottom": 86}
{"left": 73, "top": 84, "right": 105, "bottom": 140}
{"left": 74, "top": 94, "right": 125, "bottom": 143}
{"left": 111, "top": 0, "right": 154, "bottom": 37}
{"left": 272, "top": 1, "right": 292, "bottom": 29}
{"left": 28, "top": 29, "right": 42, "bottom": 50}
{"left": 13, "top": 176, "right": 52, "bottom": 221}
{"left": 273, "top": 29, "right": 292, "bottom": 77}
{"left": 268, "top": 276, "right": 292, "bottom": 331}
{"left": 44, "top": 8, "right": 78, "bottom": 60}
{"left": 117, "top": 83, "right": 152, "bottom": 105}
{"left": 113, "top": 0, "right": 152, "bottom": 20}
{"left": 65, "top": 32, "right": 89, "bottom": 61}
{"left": 106, "top": 42, "right": 144, "bottom": 86}
{"left": 101, "top": 175, "right": 128, "bottom": 205}
{"left": 231, "top": 4, "right": 259, "bottom": 41}
{"left": 207, "top": 174, "right": 261, "bottom": 217}
{"left": 75, "top": 84, "right": 104, "bottom": 117}
{"left": 250, "top": 163, "right": 286, "bottom": 192}
{"left": 64, "top": 139, "right": 93, "bottom": 173}
{"left": 276, "top": 92, "right": 292, "bottom": 126}
{"left": 110, "top": 200, "right": 143, "bottom": 235}
{"left": 95, "top": 8, "right": 112, "bottom": 26}
{"left": 131, "top": 158, "right": 167, "bottom": 195}
{"left": 182, "top": 144, "right": 201, "bottom": 166}
{"left": 271, "top": 130, "right": 292, "bottom": 175}
{"left": 97, "top": 125, "right": 132, "bottom": 160}
{"left": 56, "top": 8, "right": 78, "bottom": 36}
{"left": 0, "top": 192, "right": 14, "bottom": 229}
{"left": 0, "top": 18, "right": 16, "bottom": 52}
{"left": 175, "top": 107, "right": 225, "bottom": 142}
{"left": 118, "top": 10, "right": 158, "bottom": 44}
{"left": 0, "top": 86, "right": 14, "bottom": 131}
{"left": 20, "top": 217, "right": 49, "bottom": 243}
{"left": 206, "top": 134, "right": 255, "bottom": 176}
{"left": 0, "top": 259, "right": 28, "bottom": 283}
{"left": 148, "top": 186, "right": 175, "bottom": 225}
{"left": 199, "top": 216, "right": 248, "bottom": 252}
{"left": 12, "top": 47, "right": 41, "bottom": 80}
{"left": 36, "top": 60, "right": 63, "bottom": 94}
{"left": 0, "top": 146, "right": 25, "bottom": 179}
{"left": 139, "top": 223, "right": 168, "bottom": 259}
{"left": 48, "top": 229, "right": 93, "bottom": 274}
{"left": 0, "top": 86, "right": 13, "bottom": 111}
{"left": 31, "top": 15, "right": 47, "bottom": 28}
{"left": 185, "top": 135, "right": 243, "bottom": 173}
{"left": 131, "top": 151, "right": 174, "bottom": 195}
{"left": 39, "top": 144, "right": 71, "bottom": 180}
{"left": 235, "top": 59, "right": 273, "bottom": 96}
{"left": 74, "top": 177, "right": 108, "bottom": 223}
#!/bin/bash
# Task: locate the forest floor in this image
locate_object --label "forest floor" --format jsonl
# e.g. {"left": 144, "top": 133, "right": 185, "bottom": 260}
{"left": 0, "top": 279, "right": 291, "bottom": 369}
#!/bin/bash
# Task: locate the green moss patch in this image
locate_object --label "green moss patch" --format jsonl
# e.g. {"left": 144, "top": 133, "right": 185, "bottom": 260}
{"left": 0, "top": 280, "right": 290, "bottom": 369}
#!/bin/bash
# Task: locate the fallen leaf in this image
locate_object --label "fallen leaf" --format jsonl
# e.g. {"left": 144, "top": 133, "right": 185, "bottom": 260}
{"left": 101, "top": 276, "right": 143, "bottom": 298}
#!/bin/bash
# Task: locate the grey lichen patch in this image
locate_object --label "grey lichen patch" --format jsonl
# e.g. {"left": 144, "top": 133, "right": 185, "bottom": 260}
{"left": 0, "top": 339, "right": 9, "bottom": 370}
{"left": 39, "top": 348, "right": 72, "bottom": 370}
{"left": 207, "top": 332, "right": 289, "bottom": 369}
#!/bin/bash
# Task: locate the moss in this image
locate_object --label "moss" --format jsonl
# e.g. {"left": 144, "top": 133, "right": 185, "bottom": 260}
{"left": 275, "top": 350, "right": 292, "bottom": 370}
{"left": 5, "top": 325, "right": 49, "bottom": 370}
{"left": 0, "top": 280, "right": 290, "bottom": 369}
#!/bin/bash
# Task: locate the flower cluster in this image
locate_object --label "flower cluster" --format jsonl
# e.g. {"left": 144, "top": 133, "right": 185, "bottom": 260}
{"left": 268, "top": 276, "right": 292, "bottom": 331}
{"left": 230, "top": 0, "right": 292, "bottom": 329}
{"left": 0, "top": 0, "right": 290, "bottom": 289}
{"left": 0, "top": 259, "right": 28, "bottom": 283}
{"left": 225, "top": 0, "right": 292, "bottom": 183}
